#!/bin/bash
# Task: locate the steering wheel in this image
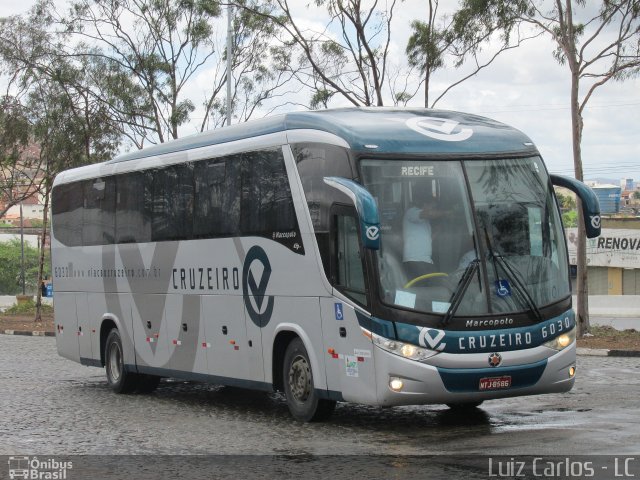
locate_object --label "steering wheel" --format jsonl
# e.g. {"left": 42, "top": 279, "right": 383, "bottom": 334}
{"left": 403, "top": 272, "right": 448, "bottom": 289}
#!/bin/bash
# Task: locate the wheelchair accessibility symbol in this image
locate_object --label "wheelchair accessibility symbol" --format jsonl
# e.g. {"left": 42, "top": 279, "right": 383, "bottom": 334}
{"left": 495, "top": 279, "right": 512, "bottom": 298}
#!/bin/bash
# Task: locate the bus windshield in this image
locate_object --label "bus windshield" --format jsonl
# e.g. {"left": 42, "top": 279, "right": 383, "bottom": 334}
{"left": 360, "top": 157, "right": 570, "bottom": 317}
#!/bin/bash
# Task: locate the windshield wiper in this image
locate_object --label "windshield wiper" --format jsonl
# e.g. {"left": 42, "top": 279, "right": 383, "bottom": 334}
{"left": 483, "top": 228, "right": 543, "bottom": 323}
{"left": 441, "top": 259, "right": 480, "bottom": 327}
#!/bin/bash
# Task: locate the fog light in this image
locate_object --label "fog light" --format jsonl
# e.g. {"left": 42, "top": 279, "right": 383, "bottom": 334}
{"left": 557, "top": 334, "right": 571, "bottom": 348}
{"left": 389, "top": 377, "right": 404, "bottom": 392}
{"left": 569, "top": 366, "right": 576, "bottom": 377}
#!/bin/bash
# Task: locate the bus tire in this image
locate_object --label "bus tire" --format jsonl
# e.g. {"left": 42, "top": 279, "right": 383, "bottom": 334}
{"left": 283, "top": 337, "right": 336, "bottom": 422}
{"left": 105, "top": 328, "right": 138, "bottom": 394}
{"left": 446, "top": 401, "right": 483, "bottom": 410}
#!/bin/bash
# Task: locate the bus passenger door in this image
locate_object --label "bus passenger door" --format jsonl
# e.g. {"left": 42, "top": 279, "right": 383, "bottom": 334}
{"left": 321, "top": 209, "right": 377, "bottom": 404}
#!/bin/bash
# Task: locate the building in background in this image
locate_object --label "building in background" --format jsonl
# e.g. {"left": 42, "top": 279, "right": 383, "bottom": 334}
{"left": 567, "top": 219, "right": 640, "bottom": 295}
{"left": 591, "top": 184, "right": 622, "bottom": 214}
{"left": 0, "top": 143, "right": 46, "bottom": 228}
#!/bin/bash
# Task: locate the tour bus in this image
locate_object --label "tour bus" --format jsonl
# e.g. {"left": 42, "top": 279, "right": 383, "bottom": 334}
{"left": 51, "top": 108, "right": 600, "bottom": 421}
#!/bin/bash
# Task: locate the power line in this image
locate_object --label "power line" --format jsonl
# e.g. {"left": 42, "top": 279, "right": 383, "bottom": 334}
{"left": 472, "top": 102, "right": 640, "bottom": 115}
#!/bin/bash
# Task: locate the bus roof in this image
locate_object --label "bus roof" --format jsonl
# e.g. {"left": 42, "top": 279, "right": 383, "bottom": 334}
{"left": 109, "top": 108, "right": 536, "bottom": 164}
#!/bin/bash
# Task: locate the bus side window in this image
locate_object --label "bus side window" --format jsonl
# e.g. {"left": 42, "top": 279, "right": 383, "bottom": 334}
{"left": 241, "top": 149, "right": 297, "bottom": 235}
{"left": 293, "top": 143, "right": 354, "bottom": 280}
{"left": 52, "top": 183, "right": 83, "bottom": 247}
{"left": 193, "top": 156, "right": 241, "bottom": 238}
{"left": 151, "top": 163, "right": 194, "bottom": 241}
{"left": 116, "top": 172, "right": 151, "bottom": 243}
{"left": 333, "top": 211, "right": 368, "bottom": 307}
{"left": 83, "top": 178, "right": 115, "bottom": 246}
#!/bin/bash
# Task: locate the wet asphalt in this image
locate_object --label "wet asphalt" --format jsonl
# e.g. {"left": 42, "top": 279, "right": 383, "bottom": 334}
{"left": 0, "top": 335, "right": 639, "bottom": 479}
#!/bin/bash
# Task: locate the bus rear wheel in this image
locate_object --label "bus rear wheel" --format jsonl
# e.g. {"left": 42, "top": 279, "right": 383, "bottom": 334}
{"left": 105, "top": 328, "right": 139, "bottom": 394}
{"left": 283, "top": 338, "right": 336, "bottom": 422}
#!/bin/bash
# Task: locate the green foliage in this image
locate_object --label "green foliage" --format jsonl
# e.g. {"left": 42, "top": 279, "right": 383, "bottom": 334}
{"left": 394, "top": 91, "right": 413, "bottom": 105}
{"left": 28, "top": 219, "right": 44, "bottom": 228}
{"left": 310, "top": 89, "right": 334, "bottom": 110}
{"left": 0, "top": 96, "right": 30, "bottom": 163}
{"left": 556, "top": 192, "right": 577, "bottom": 210}
{"left": 0, "top": 239, "right": 50, "bottom": 296}
{"left": 4, "top": 299, "right": 54, "bottom": 316}
{"left": 633, "top": 191, "right": 640, "bottom": 200}
{"left": 406, "top": 20, "right": 445, "bottom": 73}
{"left": 60, "top": 0, "right": 223, "bottom": 142}
{"left": 562, "top": 210, "right": 578, "bottom": 228}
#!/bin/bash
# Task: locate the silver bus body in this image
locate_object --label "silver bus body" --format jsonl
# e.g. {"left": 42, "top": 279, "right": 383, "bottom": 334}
{"left": 51, "top": 109, "right": 598, "bottom": 420}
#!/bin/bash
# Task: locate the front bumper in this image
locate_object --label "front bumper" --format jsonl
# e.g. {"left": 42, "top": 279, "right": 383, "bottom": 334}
{"left": 373, "top": 342, "right": 576, "bottom": 406}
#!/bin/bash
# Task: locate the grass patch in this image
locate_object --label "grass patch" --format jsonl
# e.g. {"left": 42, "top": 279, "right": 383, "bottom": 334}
{"left": 588, "top": 325, "right": 639, "bottom": 338}
{"left": 4, "top": 300, "right": 54, "bottom": 316}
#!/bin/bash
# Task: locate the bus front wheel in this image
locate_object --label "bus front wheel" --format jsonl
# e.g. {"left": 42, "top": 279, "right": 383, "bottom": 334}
{"left": 446, "top": 401, "right": 484, "bottom": 410}
{"left": 105, "top": 328, "right": 139, "bottom": 394}
{"left": 283, "top": 338, "right": 336, "bottom": 422}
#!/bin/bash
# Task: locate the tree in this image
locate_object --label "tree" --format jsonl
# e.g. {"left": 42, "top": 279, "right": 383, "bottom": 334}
{"left": 633, "top": 190, "right": 640, "bottom": 200}
{"left": 1, "top": 3, "right": 124, "bottom": 319}
{"left": 461, "top": 0, "right": 640, "bottom": 337}
{"left": 61, "top": 0, "right": 222, "bottom": 144}
{"left": 0, "top": 96, "right": 44, "bottom": 220}
{"left": 406, "top": 0, "right": 537, "bottom": 108}
{"left": 200, "top": 3, "right": 297, "bottom": 128}
{"left": 555, "top": 190, "right": 577, "bottom": 210}
{"left": 0, "top": 239, "right": 50, "bottom": 296}
{"left": 236, "top": 0, "right": 407, "bottom": 107}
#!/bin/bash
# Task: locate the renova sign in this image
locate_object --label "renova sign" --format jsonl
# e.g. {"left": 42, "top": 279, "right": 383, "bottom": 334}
{"left": 406, "top": 117, "right": 473, "bottom": 142}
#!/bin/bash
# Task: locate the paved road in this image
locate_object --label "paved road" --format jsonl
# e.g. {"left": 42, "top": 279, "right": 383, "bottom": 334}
{"left": 1, "top": 335, "right": 639, "bottom": 459}
{"left": 0, "top": 335, "right": 640, "bottom": 455}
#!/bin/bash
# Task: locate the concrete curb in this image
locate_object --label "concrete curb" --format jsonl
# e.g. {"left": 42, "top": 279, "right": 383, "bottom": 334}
{"left": 1, "top": 330, "right": 638, "bottom": 357}
{"left": 576, "top": 347, "right": 640, "bottom": 358}
{"left": 2, "top": 329, "right": 55, "bottom": 337}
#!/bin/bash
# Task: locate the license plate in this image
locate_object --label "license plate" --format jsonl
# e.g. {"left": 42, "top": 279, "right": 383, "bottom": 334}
{"left": 479, "top": 376, "right": 512, "bottom": 391}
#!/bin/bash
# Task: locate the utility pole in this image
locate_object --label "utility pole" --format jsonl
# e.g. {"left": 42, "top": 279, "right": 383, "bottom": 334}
{"left": 20, "top": 201, "right": 25, "bottom": 295}
{"left": 226, "top": 5, "right": 233, "bottom": 127}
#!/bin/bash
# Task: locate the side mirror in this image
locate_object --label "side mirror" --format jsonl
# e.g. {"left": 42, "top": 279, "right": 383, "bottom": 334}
{"left": 550, "top": 174, "right": 601, "bottom": 238}
{"left": 324, "top": 177, "right": 381, "bottom": 250}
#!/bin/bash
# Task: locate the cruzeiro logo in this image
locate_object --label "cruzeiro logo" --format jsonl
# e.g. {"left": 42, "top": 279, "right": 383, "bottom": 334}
{"left": 418, "top": 327, "right": 446, "bottom": 351}
{"left": 242, "top": 245, "right": 274, "bottom": 327}
{"left": 366, "top": 226, "right": 380, "bottom": 241}
{"left": 406, "top": 116, "right": 473, "bottom": 142}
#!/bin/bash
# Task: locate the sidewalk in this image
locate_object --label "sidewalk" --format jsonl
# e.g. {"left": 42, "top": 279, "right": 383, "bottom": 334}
{"left": 575, "top": 295, "right": 639, "bottom": 331}
{"left": 0, "top": 295, "right": 52, "bottom": 312}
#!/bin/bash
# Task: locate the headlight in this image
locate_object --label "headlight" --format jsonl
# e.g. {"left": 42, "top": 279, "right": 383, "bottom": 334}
{"left": 371, "top": 332, "right": 438, "bottom": 361}
{"left": 543, "top": 328, "right": 576, "bottom": 351}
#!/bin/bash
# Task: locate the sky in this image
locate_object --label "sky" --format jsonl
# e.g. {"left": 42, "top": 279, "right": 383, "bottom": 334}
{"left": 2, "top": 0, "right": 639, "bottom": 183}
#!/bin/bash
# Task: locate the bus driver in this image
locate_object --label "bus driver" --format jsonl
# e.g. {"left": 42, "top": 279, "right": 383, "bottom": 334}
{"left": 403, "top": 189, "right": 442, "bottom": 280}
